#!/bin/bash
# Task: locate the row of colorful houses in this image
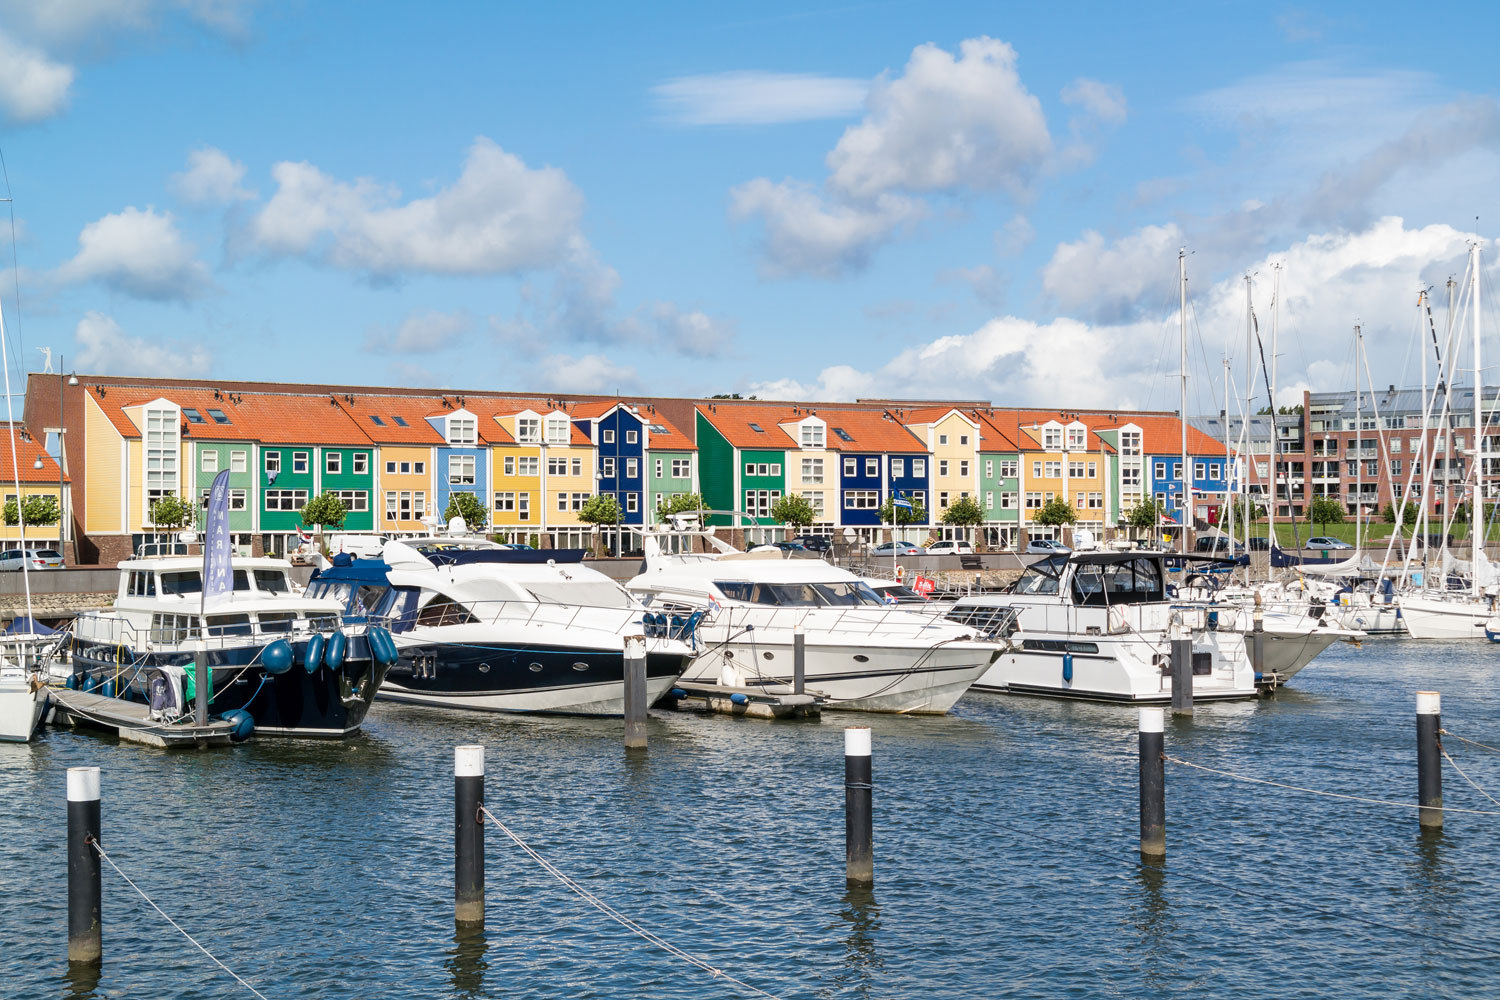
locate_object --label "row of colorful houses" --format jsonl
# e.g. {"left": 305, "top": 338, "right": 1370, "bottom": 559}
{"left": 19, "top": 374, "right": 1234, "bottom": 564}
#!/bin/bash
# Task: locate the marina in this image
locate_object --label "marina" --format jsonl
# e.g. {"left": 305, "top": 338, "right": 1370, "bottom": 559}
{"left": 7, "top": 638, "right": 1500, "bottom": 998}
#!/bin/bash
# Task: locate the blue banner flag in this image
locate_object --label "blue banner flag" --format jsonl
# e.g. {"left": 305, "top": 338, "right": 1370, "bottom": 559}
{"left": 202, "top": 468, "right": 234, "bottom": 610}
{"left": 892, "top": 496, "right": 913, "bottom": 510}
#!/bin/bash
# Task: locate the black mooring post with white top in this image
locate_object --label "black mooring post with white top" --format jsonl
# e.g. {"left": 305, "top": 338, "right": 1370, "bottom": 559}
{"left": 1417, "top": 691, "right": 1443, "bottom": 829}
{"left": 67, "top": 765, "right": 102, "bottom": 965}
{"left": 793, "top": 627, "right": 806, "bottom": 696}
{"left": 454, "top": 745, "right": 485, "bottom": 927}
{"left": 1169, "top": 635, "right": 1193, "bottom": 717}
{"left": 194, "top": 639, "right": 209, "bottom": 726}
{"left": 623, "top": 635, "right": 647, "bottom": 749}
{"left": 1139, "top": 708, "right": 1166, "bottom": 858}
{"left": 845, "top": 727, "right": 873, "bottom": 887}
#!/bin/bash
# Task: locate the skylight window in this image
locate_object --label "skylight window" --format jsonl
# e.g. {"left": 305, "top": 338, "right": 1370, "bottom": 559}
{"left": 832, "top": 427, "right": 854, "bottom": 442}
{"left": 748, "top": 422, "right": 764, "bottom": 433}
{"left": 649, "top": 423, "right": 669, "bottom": 434}
{"left": 392, "top": 415, "right": 409, "bottom": 427}
{"left": 183, "top": 408, "right": 205, "bottom": 424}
{"left": 370, "top": 415, "right": 386, "bottom": 426}
{"left": 207, "top": 409, "right": 230, "bottom": 425}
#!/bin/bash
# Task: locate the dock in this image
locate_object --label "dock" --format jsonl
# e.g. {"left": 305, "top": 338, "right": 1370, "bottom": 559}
{"left": 47, "top": 688, "right": 234, "bottom": 748}
{"left": 664, "top": 680, "right": 822, "bottom": 719}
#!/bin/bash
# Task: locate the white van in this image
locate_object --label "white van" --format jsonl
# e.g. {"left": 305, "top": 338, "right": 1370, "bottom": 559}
{"left": 325, "top": 534, "right": 387, "bottom": 558}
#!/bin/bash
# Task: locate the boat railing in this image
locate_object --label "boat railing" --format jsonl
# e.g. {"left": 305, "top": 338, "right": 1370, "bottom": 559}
{"left": 710, "top": 603, "right": 989, "bottom": 641}
{"left": 68, "top": 614, "right": 345, "bottom": 654}
{"left": 367, "top": 598, "right": 700, "bottom": 646}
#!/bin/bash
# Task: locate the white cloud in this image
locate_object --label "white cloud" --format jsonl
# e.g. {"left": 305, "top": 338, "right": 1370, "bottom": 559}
{"left": 750, "top": 218, "right": 1481, "bottom": 409}
{"left": 170, "top": 147, "right": 254, "bottom": 204}
{"left": 826, "top": 36, "right": 1051, "bottom": 200}
{"left": 649, "top": 301, "right": 735, "bottom": 358}
{"left": 0, "top": 0, "right": 257, "bottom": 42}
{"left": 1061, "top": 78, "right": 1127, "bottom": 124}
{"left": 367, "top": 308, "right": 471, "bottom": 354}
{"left": 652, "top": 71, "right": 866, "bottom": 125}
{"left": 250, "top": 137, "right": 583, "bottom": 279}
{"left": 536, "top": 353, "right": 639, "bottom": 394}
{"left": 0, "top": 28, "right": 73, "bottom": 123}
{"left": 1041, "top": 223, "right": 1185, "bottom": 322}
{"left": 938, "top": 264, "right": 1007, "bottom": 310}
{"left": 730, "top": 179, "right": 925, "bottom": 277}
{"left": 72, "top": 311, "right": 211, "bottom": 375}
{"left": 54, "top": 206, "right": 212, "bottom": 300}
{"left": 995, "top": 214, "right": 1034, "bottom": 256}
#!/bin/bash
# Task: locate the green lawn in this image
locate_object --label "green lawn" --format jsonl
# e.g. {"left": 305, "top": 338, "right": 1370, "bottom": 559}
{"left": 1234, "top": 522, "right": 1500, "bottom": 544}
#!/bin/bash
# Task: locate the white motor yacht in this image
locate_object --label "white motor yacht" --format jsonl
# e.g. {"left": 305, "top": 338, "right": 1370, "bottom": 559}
{"left": 626, "top": 527, "right": 1000, "bottom": 714}
{"left": 948, "top": 551, "right": 1258, "bottom": 703}
{"left": 0, "top": 633, "right": 58, "bottom": 742}
{"left": 374, "top": 535, "right": 696, "bottom": 716}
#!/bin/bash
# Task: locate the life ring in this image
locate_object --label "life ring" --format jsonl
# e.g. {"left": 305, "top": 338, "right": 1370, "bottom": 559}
{"left": 895, "top": 565, "right": 905, "bottom": 582}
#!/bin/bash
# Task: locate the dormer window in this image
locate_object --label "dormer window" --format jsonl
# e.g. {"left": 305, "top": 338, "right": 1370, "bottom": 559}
{"left": 1066, "top": 424, "right": 1086, "bottom": 449}
{"left": 546, "top": 417, "right": 569, "bottom": 444}
{"left": 801, "top": 424, "right": 824, "bottom": 448}
{"left": 449, "top": 417, "right": 477, "bottom": 446}
{"left": 516, "top": 417, "right": 540, "bottom": 443}
{"left": 1043, "top": 426, "right": 1062, "bottom": 449}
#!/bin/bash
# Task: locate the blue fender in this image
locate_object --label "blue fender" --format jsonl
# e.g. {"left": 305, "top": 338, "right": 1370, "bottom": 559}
{"left": 324, "top": 631, "right": 347, "bottom": 671}
{"left": 368, "top": 627, "right": 398, "bottom": 666}
{"left": 262, "top": 639, "right": 294, "bottom": 676}
{"left": 221, "top": 709, "right": 255, "bottom": 741}
{"left": 729, "top": 692, "right": 749, "bottom": 705}
{"left": 1062, "top": 653, "right": 1074, "bottom": 684}
{"left": 303, "top": 633, "right": 325, "bottom": 674}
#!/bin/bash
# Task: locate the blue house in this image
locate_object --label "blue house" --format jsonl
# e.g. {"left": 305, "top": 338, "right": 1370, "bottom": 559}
{"left": 820, "top": 410, "right": 931, "bottom": 536}
{"left": 838, "top": 452, "right": 884, "bottom": 527}
{"left": 574, "top": 401, "right": 646, "bottom": 526}
{"left": 1145, "top": 422, "right": 1233, "bottom": 529}
{"left": 887, "top": 452, "right": 931, "bottom": 525}
{"left": 427, "top": 405, "right": 489, "bottom": 521}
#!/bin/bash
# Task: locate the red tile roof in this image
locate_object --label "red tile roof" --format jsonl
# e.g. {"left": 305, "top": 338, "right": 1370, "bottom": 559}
{"left": 818, "top": 409, "right": 927, "bottom": 452}
{"left": 0, "top": 424, "right": 67, "bottom": 483}
{"left": 333, "top": 395, "right": 445, "bottom": 444}
{"left": 983, "top": 410, "right": 1111, "bottom": 452}
{"left": 1095, "top": 413, "right": 1231, "bottom": 457}
{"left": 697, "top": 404, "right": 799, "bottom": 449}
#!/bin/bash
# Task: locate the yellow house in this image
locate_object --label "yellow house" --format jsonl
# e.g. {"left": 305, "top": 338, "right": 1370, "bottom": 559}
{"left": 0, "top": 422, "right": 68, "bottom": 551}
{"left": 775, "top": 411, "right": 836, "bottom": 528}
{"left": 335, "top": 396, "right": 439, "bottom": 535}
{"left": 486, "top": 404, "right": 596, "bottom": 547}
{"left": 898, "top": 407, "right": 981, "bottom": 517}
{"left": 1010, "top": 412, "right": 1111, "bottom": 537}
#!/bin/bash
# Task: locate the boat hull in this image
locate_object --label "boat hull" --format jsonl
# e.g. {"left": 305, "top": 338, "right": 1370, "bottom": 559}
{"left": 0, "top": 675, "right": 46, "bottom": 742}
{"left": 972, "top": 632, "right": 1258, "bottom": 703}
{"left": 379, "top": 642, "right": 692, "bottom": 716}
{"left": 1397, "top": 595, "right": 1495, "bottom": 640}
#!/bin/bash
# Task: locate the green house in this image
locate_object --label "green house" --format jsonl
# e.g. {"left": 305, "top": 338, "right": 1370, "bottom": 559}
{"left": 647, "top": 450, "right": 695, "bottom": 518}
{"left": 191, "top": 441, "right": 256, "bottom": 533}
{"left": 696, "top": 407, "right": 790, "bottom": 527}
{"left": 318, "top": 446, "right": 376, "bottom": 531}
{"left": 259, "top": 445, "right": 318, "bottom": 532}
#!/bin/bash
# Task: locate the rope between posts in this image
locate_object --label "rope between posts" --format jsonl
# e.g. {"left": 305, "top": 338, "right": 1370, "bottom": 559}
{"left": 477, "top": 803, "right": 786, "bottom": 1000}
{"left": 90, "top": 839, "right": 272, "bottom": 1000}
{"left": 1164, "top": 756, "right": 1500, "bottom": 815}
{"left": 1440, "top": 748, "right": 1500, "bottom": 808}
{"left": 1443, "top": 729, "right": 1500, "bottom": 755}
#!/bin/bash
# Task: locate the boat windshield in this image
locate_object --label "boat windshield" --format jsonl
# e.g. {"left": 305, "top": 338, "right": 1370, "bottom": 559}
{"left": 159, "top": 570, "right": 251, "bottom": 596}
{"left": 714, "top": 580, "right": 885, "bottom": 607}
{"left": 1013, "top": 556, "right": 1068, "bottom": 595}
{"left": 524, "top": 582, "right": 634, "bottom": 609}
{"left": 1071, "top": 557, "right": 1166, "bottom": 606}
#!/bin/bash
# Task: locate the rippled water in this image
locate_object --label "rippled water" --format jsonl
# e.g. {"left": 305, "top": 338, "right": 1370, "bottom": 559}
{"left": 5, "top": 639, "right": 1500, "bottom": 999}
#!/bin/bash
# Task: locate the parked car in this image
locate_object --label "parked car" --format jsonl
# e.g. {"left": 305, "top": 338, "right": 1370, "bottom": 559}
{"left": 1247, "top": 537, "right": 1271, "bottom": 551}
{"left": 1025, "top": 539, "right": 1071, "bottom": 555}
{"left": 925, "top": 540, "right": 975, "bottom": 555}
{"left": 869, "top": 541, "right": 922, "bottom": 556}
{"left": 0, "top": 548, "right": 62, "bottom": 571}
{"left": 495, "top": 542, "right": 535, "bottom": 550}
{"left": 1306, "top": 537, "right": 1353, "bottom": 550}
{"left": 748, "top": 541, "right": 808, "bottom": 554}
{"left": 792, "top": 535, "right": 832, "bottom": 553}
{"left": 1193, "top": 536, "right": 1247, "bottom": 557}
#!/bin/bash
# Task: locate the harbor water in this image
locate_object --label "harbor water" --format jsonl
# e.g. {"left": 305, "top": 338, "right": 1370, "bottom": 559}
{"left": 5, "top": 639, "right": 1500, "bottom": 999}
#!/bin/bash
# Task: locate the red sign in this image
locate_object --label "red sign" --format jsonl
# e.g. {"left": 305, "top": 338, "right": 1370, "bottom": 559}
{"left": 911, "top": 575, "right": 936, "bottom": 597}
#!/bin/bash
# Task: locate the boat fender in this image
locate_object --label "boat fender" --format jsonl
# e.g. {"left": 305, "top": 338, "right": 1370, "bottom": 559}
{"left": 1062, "top": 653, "right": 1073, "bottom": 684}
{"left": 101, "top": 678, "right": 116, "bottom": 699}
{"left": 729, "top": 692, "right": 749, "bottom": 705}
{"left": 66, "top": 672, "right": 80, "bottom": 690}
{"left": 262, "top": 639, "right": 295, "bottom": 676}
{"left": 303, "top": 633, "right": 325, "bottom": 674}
{"left": 369, "top": 627, "right": 398, "bottom": 666}
{"left": 222, "top": 709, "right": 255, "bottom": 742}
{"left": 669, "top": 687, "right": 687, "bottom": 699}
{"left": 324, "top": 631, "right": 347, "bottom": 671}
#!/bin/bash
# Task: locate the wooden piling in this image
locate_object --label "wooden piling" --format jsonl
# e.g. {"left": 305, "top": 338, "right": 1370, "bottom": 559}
{"left": 844, "top": 727, "right": 873, "bottom": 887}
{"left": 1170, "top": 636, "right": 1193, "bottom": 717}
{"left": 1417, "top": 691, "right": 1442, "bottom": 829}
{"left": 1139, "top": 708, "right": 1165, "bottom": 858}
{"left": 793, "top": 627, "right": 806, "bottom": 696}
{"left": 67, "top": 766, "right": 102, "bottom": 965}
{"left": 454, "top": 745, "right": 485, "bottom": 926}
{"left": 623, "top": 635, "right": 647, "bottom": 749}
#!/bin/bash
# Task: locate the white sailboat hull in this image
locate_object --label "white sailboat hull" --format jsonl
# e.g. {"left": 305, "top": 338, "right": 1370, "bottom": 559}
{"left": 0, "top": 675, "right": 47, "bottom": 742}
{"left": 379, "top": 674, "right": 682, "bottom": 716}
{"left": 971, "top": 631, "right": 1257, "bottom": 703}
{"left": 1398, "top": 594, "right": 1494, "bottom": 639}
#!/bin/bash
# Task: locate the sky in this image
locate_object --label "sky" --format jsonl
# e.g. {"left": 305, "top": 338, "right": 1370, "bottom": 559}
{"left": 1, "top": 1, "right": 1499, "bottom": 419}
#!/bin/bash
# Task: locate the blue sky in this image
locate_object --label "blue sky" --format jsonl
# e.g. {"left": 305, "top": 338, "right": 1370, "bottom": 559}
{"left": 2, "top": 1, "right": 1499, "bottom": 417}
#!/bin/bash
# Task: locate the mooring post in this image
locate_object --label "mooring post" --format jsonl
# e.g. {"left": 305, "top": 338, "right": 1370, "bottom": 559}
{"left": 793, "top": 626, "right": 806, "bottom": 695}
{"left": 67, "top": 766, "right": 102, "bottom": 965}
{"left": 845, "top": 727, "right": 873, "bottom": 887}
{"left": 1417, "top": 691, "right": 1443, "bottom": 829}
{"left": 623, "top": 634, "right": 647, "bottom": 749}
{"left": 454, "top": 745, "right": 485, "bottom": 927}
{"left": 194, "top": 638, "right": 209, "bottom": 726}
{"left": 1169, "top": 630, "right": 1193, "bottom": 717}
{"left": 1139, "top": 708, "right": 1166, "bottom": 858}
{"left": 1251, "top": 592, "right": 1266, "bottom": 678}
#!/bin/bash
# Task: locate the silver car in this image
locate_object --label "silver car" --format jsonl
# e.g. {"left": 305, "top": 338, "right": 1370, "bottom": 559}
{"left": 0, "top": 548, "right": 63, "bottom": 571}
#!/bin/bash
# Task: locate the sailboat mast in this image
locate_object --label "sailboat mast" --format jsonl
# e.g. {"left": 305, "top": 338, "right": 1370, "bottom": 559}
{"left": 1354, "top": 326, "right": 1362, "bottom": 551}
{"left": 1224, "top": 355, "right": 1234, "bottom": 553}
{"left": 1473, "top": 242, "right": 1483, "bottom": 595}
{"left": 1267, "top": 264, "right": 1279, "bottom": 549}
{"left": 1179, "top": 249, "right": 1189, "bottom": 554}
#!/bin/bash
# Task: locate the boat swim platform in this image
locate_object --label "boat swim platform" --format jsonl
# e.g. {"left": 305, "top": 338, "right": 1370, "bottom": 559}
{"left": 47, "top": 688, "right": 234, "bottom": 748}
{"left": 664, "top": 680, "right": 822, "bottom": 720}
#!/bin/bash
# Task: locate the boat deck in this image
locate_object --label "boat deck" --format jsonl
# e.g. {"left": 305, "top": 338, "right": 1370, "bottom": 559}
{"left": 47, "top": 688, "right": 234, "bottom": 748}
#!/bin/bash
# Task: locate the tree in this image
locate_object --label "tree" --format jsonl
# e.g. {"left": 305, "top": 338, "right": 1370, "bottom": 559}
{"left": 444, "top": 492, "right": 490, "bottom": 531}
{"left": 1307, "top": 495, "right": 1344, "bottom": 534}
{"left": 879, "top": 494, "right": 927, "bottom": 527}
{"left": 1383, "top": 501, "right": 1418, "bottom": 529}
{"left": 771, "top": 493, "right": 816, "bottom": 530}
{"left": 1124, "top": 498, "right": 1162, "bottom": 531}
{"left": 1036, "top": 497, "right": 1078, "bottom": 528}
{"left": 3, "top": 494, "right": 61, "bottom": 527}
{"left": 578, "top": 493, "right": 622, "bottom": 528}
{"left": 300, "top": 491, "right": 348, "bottom": 532}
{"left": 656, "top": 492, "right": 705, "bottom": 522}
{"left": 148, "top": 493, "right": 194, "bottom": 531}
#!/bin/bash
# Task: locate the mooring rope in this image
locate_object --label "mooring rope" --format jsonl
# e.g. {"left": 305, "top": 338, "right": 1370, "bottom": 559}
{"left": 478, "top": 803, "right": 787, "bottom": 1000}
{"left": 1164, "top": 755, "right": 1500, "bottom": 815}
{"left": 90, "top": 839, "right": 272, "bottom": 1000}
{"left": 1443, "top": 729, "right": 1500, "bottom": 754}
{"left": 1440, "top": 748, "right": 1500, "bottom": 808}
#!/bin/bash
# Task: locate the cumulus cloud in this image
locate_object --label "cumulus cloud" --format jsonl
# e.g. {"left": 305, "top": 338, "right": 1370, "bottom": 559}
{"left": 750, "top": 218, "right": 1481, "bottom": 409}
{"left": 249, "top": 137, "right": 584, "bottom": 279}
{"left": 170, "top": 147, "right": 255, "bottom": 204}
{"left": 1041, "top": 223, "right": 1185, "bottom": 322}
{"left": 1061, "top": 78, "right": 1127, "bottom": 124}
{"left": 54, "top": 206, "right": 213, "bottom": 300}
{"left": 72, "top": 312, "right": 212, "bottom": 375}
{"left": 536, "top": 353, "right": 640, "bottom": 394}
{"left": 366, "top": 308, "right": 471, "bottom": 355}
{"left": 649, "top": 301, "right": 735, "bottom": 358}
{"left": 652, "top": 71, "right": 866, "bottom": 125}
{"left": 0, "top": 28, "right": 73, "bottom": 123}
{"left": 0, "top": 0, "right": 258, "bottom": 42}
{"left": 730, "top": 179, "right": 925, "bottom": 277}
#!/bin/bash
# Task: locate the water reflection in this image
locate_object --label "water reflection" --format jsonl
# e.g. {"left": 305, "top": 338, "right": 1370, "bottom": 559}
{"left": 60, "top": 961, "right": 101, "bottom": 1000}
{"left": 446, "top": 925, "right": 490, "bottom": 998}
{"left": 825, "top": 886, "right": 882, "bottom": 999}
